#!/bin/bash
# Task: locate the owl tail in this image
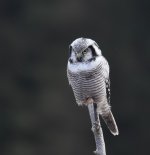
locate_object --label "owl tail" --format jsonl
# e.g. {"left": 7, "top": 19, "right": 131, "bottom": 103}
{"left": 102, "top": 111, "right": 119, "bottom": 136}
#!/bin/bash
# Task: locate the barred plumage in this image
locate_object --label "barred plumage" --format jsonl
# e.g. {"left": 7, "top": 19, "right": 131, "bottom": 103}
{"left": 67, "top": 61, "right": 110, "bottom": 114}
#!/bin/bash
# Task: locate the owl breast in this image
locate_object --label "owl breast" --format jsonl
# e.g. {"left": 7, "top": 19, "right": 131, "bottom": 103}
{"left": 67, "top": 63, "right": 106, "bottom": 105}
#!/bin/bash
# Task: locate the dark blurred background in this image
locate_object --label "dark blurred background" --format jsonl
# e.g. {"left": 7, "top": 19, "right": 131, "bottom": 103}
{"left": 0, "top": 0, "right": 150, "bottom": 155}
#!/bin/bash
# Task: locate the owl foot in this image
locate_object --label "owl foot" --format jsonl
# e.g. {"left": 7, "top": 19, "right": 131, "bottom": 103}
{"left": 84, "top": 97, "right": 94, "bottom": 106}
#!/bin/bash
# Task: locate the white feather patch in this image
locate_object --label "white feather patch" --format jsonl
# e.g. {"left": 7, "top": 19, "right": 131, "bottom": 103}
{"left": 68, "top": 56, "right": 108, "bottom": 73}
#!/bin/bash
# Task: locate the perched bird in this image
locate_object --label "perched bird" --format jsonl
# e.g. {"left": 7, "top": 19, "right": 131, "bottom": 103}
{"left": 67, "top": 38, "right": 119, "bottom": 136}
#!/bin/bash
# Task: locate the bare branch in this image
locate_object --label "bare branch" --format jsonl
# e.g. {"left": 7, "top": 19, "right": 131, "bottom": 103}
{"left": 88, "top": 104, "right": 106, "bottom": 155}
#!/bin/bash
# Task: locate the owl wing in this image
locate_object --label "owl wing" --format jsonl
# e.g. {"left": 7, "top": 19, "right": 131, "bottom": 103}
{"left": 105, "top": 78, "right": 111, "bottom": 105}
{"left": 101, "top": 56, "right": 110, "bottom": 104}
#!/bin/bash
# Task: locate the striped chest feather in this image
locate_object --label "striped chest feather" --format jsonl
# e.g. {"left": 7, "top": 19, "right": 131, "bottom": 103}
{"left": 67, "top": 64, "right": 106, "bottom": 105}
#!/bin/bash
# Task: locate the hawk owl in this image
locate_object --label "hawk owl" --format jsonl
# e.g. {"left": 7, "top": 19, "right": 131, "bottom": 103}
{"left": 67, "top": 38, "right": 119, "bottom": 136}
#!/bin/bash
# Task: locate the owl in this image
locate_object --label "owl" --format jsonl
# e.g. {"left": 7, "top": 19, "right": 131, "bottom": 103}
{"left": 67, "top": 38, "right": 118, "bottom": 136}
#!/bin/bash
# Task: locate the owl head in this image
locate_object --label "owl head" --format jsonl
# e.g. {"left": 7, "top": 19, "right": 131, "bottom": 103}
{"left": 69, "top": 38, "right": 102, "bottom": 63}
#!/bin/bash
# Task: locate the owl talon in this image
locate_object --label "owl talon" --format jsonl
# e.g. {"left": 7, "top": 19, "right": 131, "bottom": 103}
{"left": 83, "top": 97, "right": 93, "bottom": 106}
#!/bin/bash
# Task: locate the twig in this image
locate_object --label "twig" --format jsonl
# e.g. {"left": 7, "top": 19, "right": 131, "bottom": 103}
{"left": 88, "top": 103, "right": 106, "bottom": 155}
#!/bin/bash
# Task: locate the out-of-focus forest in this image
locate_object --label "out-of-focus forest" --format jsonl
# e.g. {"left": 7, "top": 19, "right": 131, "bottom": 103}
{"left": 0, "top": 0, "right": 150, "bottom": 155}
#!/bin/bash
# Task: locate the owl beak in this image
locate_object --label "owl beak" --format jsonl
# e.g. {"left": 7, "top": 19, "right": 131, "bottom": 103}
{"left": 76, "top": 53, "right": 83, "bottom": 62}
{"left": 77, "top": 57, "right": 82, "bottom": 62}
